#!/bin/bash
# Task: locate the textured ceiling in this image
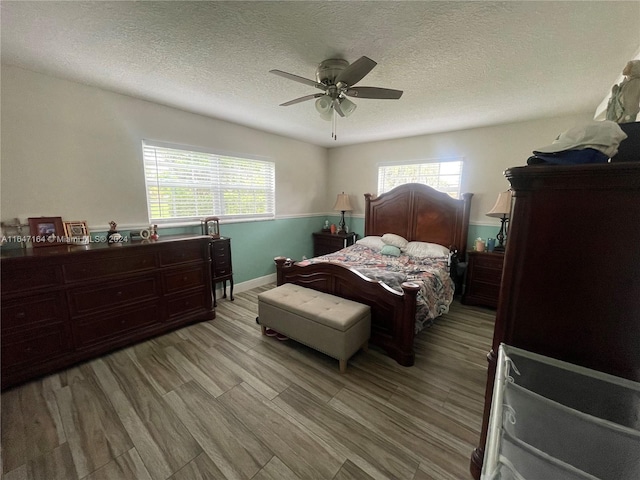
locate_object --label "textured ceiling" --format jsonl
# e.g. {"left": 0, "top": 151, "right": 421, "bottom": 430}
{"left": 2, "top": 1, "right": 639, "bottom": 147}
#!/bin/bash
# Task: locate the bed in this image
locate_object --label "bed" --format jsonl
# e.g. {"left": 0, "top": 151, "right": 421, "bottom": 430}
{"left": 274, "top": 183, "right": 473, "bottom": 366}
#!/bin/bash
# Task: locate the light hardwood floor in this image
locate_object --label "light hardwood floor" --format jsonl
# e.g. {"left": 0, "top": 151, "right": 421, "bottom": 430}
{"left": 1, "top": 284, "right": 495, "bottom": 480}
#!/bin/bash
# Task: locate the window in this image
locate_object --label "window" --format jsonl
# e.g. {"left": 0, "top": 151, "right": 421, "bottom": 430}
{"left": 143, "top": 141, "right": 275, "bottom": 223}
{"left": 377, "top": 158, "right": 463, "bottom": 198}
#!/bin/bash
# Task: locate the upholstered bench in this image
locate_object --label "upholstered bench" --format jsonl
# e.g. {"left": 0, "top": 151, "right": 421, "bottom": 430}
{"left": 257, "top": 283, "right": 371, "bottom": 373}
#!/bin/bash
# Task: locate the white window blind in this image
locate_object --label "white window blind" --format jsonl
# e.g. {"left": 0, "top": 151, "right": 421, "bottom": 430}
{"left": 143, "top": 142, "right": 275, "bottom": 223}
{"left": 378, "top": 159, "right": 463, "bottom": 198}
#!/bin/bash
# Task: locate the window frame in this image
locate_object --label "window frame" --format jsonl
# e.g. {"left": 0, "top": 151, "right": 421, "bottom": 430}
{"left": 142, "top": 140, "right": 276, "bottom": 224}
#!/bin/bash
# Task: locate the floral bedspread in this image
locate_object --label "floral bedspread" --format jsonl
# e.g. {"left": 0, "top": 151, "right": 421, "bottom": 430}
{"left": 298, "top": 244, "right": 454, "bottom": 333}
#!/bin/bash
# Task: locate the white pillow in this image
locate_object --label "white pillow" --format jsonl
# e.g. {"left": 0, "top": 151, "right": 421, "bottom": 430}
{"left": 404, "top": 241, "right": 450, "bottom": 258}
{"left": 356, "top": 236, "right": 386, "bottom": 251}
{"left": 381, "top": 233, "right": 409, "bottom": 250}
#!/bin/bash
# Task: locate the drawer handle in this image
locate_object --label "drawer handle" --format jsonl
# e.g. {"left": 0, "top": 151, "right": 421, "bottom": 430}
{"left": 15, "top": 311, "right": 26, "bottom": 319}
{"left": 116, "top": 291, "right": 123, "bottom": 297}
{"left": 24, "top": 346, "right": 32, "bottom": 353}
{"left": 183, "top": 276, "right": 188, "bottom": 281}
{"left": 120, "top": 319, "right": 126, "bottom": 325}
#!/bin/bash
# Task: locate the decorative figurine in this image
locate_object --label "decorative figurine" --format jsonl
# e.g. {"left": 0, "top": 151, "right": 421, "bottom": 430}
{"left": 107, "top": 220, "right": 122, "bottom": 243}
{"left": 150, "top": 224, "right": 159, "bottom": 240}
{"left": 323, "top": 219, "right": 330, "bottom": 232}
{"left": 606, "top": 60, "right": 640, "bottom": 124}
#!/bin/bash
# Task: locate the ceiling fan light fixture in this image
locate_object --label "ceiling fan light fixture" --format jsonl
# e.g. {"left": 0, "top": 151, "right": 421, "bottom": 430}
{"left": 319, "top": 110, "right": 333, "bottom": 121}
{"left": 315, "top": 96, "right": 332, "bottom": 115}
{"left": 339, "top": 97, "right": 357, "bottom": 117}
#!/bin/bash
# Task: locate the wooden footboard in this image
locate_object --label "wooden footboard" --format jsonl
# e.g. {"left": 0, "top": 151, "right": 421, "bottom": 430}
{"left": 274, "top": 257, "right": 420, "bottom": 366}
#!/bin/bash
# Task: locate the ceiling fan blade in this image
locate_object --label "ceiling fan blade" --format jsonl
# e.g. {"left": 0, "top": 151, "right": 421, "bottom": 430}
{"left": 335, "top": 56, "right": 377, "bottom": 86}
{"left": 279, "top": 93, "right": 324, "bottom": 106}
{"left": 345, "top": 86, "right": 403, "bottom": 99}
{"left": 333, "top": 98, "right": 345, "bottom": 117}
{"left": 269, "top": 70, "right": 327, "bottom": 91}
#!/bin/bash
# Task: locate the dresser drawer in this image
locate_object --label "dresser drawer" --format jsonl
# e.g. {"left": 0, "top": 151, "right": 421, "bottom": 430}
{"left": 163, "top": 265, "right": 206, "bottom": 294}
{"left": 472, "top": 265, "right": 503, "bottom": 285}
{"left": 1, "top": 324, "right": 73, "bottom": 369}
{"left": 214, "top": 266, "right": 231, "bottom": 277}
{"left": 472, "top": 253, "right": 504, "bottom": 269}
{"left": 159, "top": 242, "right": 204, "bottom": 266}
{"left": 1, "top": 293, "right": 67, "bottom": 332}
{"left": 166, "top": 290, "right": 210, "bottom": 318}
{"left": 63, "top": 253, "right": 156, "bottom": 281}
{"left": 68, "top": 276, "right": 159, "bottom": 316}
{"left": 73, "top": 303, "right": 161, "bottom": 349}
{"left": 0, "top": 262, "right": 62, "bottom": 294}
{"left": 212, "top": 241, "right": 230, "bottom": 265}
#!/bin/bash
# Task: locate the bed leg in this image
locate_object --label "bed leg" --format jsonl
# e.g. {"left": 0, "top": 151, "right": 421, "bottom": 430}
{"left": 339, "top": 359, "right": 347, "bottom": 374}
{"left": 260, "top": 325, "right": 267, "bottom": 335}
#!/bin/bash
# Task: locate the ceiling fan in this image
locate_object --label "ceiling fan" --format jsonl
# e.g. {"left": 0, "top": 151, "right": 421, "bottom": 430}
{"left": 270, "top": 56, "right": 403, "bottom": 140}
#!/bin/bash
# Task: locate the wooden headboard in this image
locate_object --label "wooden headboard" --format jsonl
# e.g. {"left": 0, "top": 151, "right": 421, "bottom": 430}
{"left": 364, "top": 183, "right": 473, "bottom": 256}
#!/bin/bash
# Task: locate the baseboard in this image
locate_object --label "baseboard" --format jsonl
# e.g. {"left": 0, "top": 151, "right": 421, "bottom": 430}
{"left": 214, "top": 273, "right": 276, "bottom": 297}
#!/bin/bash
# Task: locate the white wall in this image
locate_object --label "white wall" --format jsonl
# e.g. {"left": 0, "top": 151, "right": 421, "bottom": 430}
{"left": 326, "top": 112, "right": 594, "bottom": 226}
{"left": 2, "top": 65, "right": 598, "bottom": 234}
{"left": 1, "top": 65, "right": 328, "bottom": 230}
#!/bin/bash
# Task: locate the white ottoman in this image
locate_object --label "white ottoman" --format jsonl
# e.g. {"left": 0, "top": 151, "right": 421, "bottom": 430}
{"left": 257, "top": 283, "right": 371, "bottom": 373}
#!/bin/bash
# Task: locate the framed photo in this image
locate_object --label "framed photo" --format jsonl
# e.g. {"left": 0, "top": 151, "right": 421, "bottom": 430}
{"left": 63, "top": 221, "right": 90, "bottom": 244}
{"left": 28, "top": 216, "right": 65, "bottom": 247}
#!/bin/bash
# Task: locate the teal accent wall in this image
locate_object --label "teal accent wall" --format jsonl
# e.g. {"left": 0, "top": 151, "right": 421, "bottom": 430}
{"left": 468, "top": 224, "right": 500, "bottom": 251}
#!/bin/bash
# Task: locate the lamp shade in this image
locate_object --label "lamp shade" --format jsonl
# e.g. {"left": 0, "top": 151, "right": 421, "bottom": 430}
{"left": 315, "top": 97, "right": 332, "bottom": 115}
{"left": 339, "top": 98, "right": 357, "bottom": 117}
{"left": 486, "top": 191, "right": 512, "bottom": 218}
{"left": 333, "top": 192, "right": 353, "bottom": 211}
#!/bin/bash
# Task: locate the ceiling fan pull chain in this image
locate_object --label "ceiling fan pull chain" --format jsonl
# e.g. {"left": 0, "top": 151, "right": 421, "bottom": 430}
{"left": 332, "top": 109, "right": 337, "bottom": 140}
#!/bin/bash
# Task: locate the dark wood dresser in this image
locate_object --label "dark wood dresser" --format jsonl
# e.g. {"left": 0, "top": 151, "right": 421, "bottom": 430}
{"left": 470, "top": 163, "right": 640, "bottom": 478}
{"left": 1, "top": 235, "right": 214, "bottom": 390}
{"left": 312, "top": 231, "right": 357, "bottom": 256}
{"left": 210, "top": 236, "right": 233, "bottom": 306}
{"left": 462, "top": 251, "right": 504, "bottom": 308}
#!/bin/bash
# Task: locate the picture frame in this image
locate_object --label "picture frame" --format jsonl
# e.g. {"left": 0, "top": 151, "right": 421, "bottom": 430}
{"left": 63, "top": 220, "right": 90, "bottom": 245}
{"left": 28, "top": 216, "right": 65, "bottom": 247}
{"left": 201, "top": 216, "right": 220, "bottom": 239}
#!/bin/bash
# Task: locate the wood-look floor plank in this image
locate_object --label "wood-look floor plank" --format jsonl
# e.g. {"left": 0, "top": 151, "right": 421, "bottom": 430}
{"left": 333, "top": 460, "right": 377, "bottom": 480}
{"left": 387, "top": 385, "right": 480, "bottom": 448}
{"left": 2, "top": 464, "right": 27, "bottom": 480}
{"left": 1, "top": 387, "right": 27, "bottom": 474}
{"left": 164, "top": 380, "right": 273, "bottom": 480}
{"left": 329, "top": 386, "right": 474, "bottom": 465}
{"left": 274, "top": 383, "right": 418, "bottom": 480}
{"left": 125, "top": 342, "right": 192, "bottom": 396}
{"left": 168, "top": 452, "right": 228, "bottom": 480}
{"left": 251, "top": 456, "right": 302, "bottom": 480}
{"left": 2, "top": 380, "right": 67, "bottom": 473}
{"left": 82, "top": 448, "right": 153, "bottom": 480}
{"left": 54, "top": 370, "right": 133, "bottom": 478}
{"left": 218, "top": 382, "right": 344, "bottom": 480}
{"left": 204, "top": 340, "right": 287, "bottom": 400}
{"left": 246, "top": 340, "right": 344, "bottom": 403}
{"left": 25, "top": 443, "right": 78, "bottom": 480}
{"left": 163, "top": 341, "right": 241, "bottom": 398}
{"left": 90, "top": 357, "right": 201, "bottom": 480}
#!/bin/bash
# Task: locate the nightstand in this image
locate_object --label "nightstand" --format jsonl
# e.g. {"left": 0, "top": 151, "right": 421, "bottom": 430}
{"left": 312, "top": 231, "right": 357, "bottom": 256}
{"left": 210, "top": 237, "right": 233, "bottom": 307}
{"left": 462, "top": 251, "right": 504, "bottom": 309}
